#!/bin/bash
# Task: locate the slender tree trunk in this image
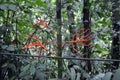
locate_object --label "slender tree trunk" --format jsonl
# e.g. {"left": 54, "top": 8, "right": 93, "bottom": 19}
{"left": 111, "top": 0, "right": 120, "bottom": 70}
{"left": 56, "top": 0, "right": 63, "bottom": 78}
{"left": 83, "top": 0, "right": 91, "bottom": 72}
{"left": 66, "top": 1, "right": 80, "bottom": 73}
{"left": 67, "top": 2, "right": 77, "bottom": 53}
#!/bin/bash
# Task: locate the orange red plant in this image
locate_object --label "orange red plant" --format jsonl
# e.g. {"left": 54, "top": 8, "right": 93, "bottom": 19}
{"left": 33, "top": 18, "right": 56, "bottom": 35}
{"left": 22, "top": 18, "right": 92, "bottom": 57}
{"left": 68, "top": 28, "right": 93, "bottom": 55}
{"left": 22, "top": 34, "right": 56, "bottom": 56}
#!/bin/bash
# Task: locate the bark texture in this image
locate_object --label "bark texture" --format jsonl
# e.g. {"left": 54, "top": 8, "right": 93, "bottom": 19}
{"left": 83, "top": 0, "right": 91, "bottom": 72}
{"left": 56, "top": 0, "right": 63, "bottom": 78}
{"left": 111, "top": 0, "right": 120, "bottom": 70}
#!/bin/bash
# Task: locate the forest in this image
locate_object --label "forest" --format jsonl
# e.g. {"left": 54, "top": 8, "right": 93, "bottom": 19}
{"left": 0, "top": 0, "right": 120, "bottom": 80}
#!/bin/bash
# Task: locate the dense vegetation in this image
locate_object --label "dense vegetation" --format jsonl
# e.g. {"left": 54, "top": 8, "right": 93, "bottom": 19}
{"left": 0, "top": 0, "right": 120, "bottom": 80}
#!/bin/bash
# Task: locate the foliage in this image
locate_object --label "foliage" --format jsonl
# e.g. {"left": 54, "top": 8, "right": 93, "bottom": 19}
{"left": 0, "top": 0, "right": 119, "bottom": 80}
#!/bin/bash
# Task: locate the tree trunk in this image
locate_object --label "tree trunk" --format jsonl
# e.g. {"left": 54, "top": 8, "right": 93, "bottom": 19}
{"left": 111, "top": 0, "right": 120, "bottom": 70}
{"left": 67, "top": 2, "right": 77, "bottom": 53}
{"left": 56, "top": 0, "right": 63, "bottom": 78}
{"left": 83, "top": 0, "right": 91, "bottom": 72}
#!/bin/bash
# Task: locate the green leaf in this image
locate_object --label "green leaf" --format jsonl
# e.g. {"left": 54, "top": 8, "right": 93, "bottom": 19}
{"left": 22, "top": 64, "right": 30, "bottom": 72}
{"left": 112, "top": 69, "right": 120, "bottom": 80}
{"left": 68, "top": 0, "right": 73, "bottom": 3}
{"left": 26, "top": 0, "right": 36, "bottom": 7}
{"left": 51, "top": 0, "right": 56, "bottom": 5}
{"left": 96, "top": 11, "right": 105, "bottom": 18}
{"left": 36, "top": 0, "right": 47, "bottom": 8}
{"left": 102, "top": 72, "right": 112, "bottom": 80}
{"left": 30, "top": 65, "right": 36, "bottom": 75}
{"left": 95, "top": 44, "right": 106, "bottom": 53}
